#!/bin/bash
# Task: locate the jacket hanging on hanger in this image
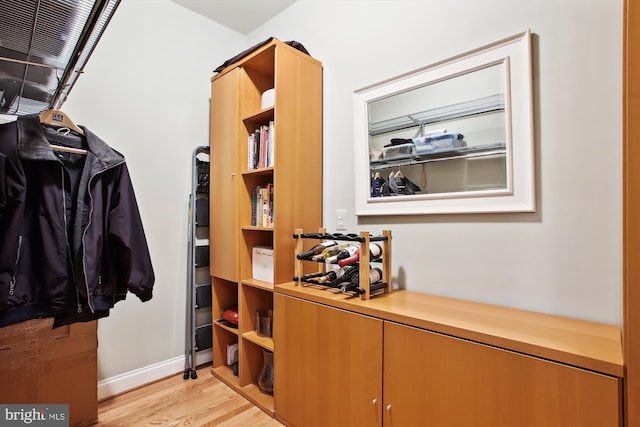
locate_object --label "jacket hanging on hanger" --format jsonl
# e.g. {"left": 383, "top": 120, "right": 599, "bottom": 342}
{"left": 0, "top": 114, "right": 155, "bottom": 328}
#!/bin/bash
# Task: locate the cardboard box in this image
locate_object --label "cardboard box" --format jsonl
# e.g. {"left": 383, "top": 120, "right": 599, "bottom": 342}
{"left": 0, "top": 319, "right": 98, "bottom": 427}
{"left": 252, "top": 246, "right": 274, "bottom": 283}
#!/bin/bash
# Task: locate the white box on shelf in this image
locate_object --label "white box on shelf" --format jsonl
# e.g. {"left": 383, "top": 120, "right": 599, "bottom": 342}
{"left": 261, "top": 88, "right": 275, "bottom": 109}
{"left": 252, "top": 245, "right": 274, "bottom": 283}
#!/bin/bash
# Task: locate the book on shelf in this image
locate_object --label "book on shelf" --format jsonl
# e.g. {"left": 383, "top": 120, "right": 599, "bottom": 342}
{"left": 268, "top": 120, "right": 275, "bottom": 167}
{"left": 226, "top": 343, "right": 238, "bottom": 365}
{"left": 247, "top": 121, "right": 275, "bottom": 170}
{"left": 251, "top": 183, "right": 273, "bottom": 227}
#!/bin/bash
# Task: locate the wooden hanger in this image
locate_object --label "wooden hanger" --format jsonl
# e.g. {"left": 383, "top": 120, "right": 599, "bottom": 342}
{"left": 49, "top": 144, "right": 88, "bottom": 155}
{"left": 39, "top": 109, "right": 88, "bottom": 155}
{"left": 39, "top": 109, "right": 85, "bottom": 136}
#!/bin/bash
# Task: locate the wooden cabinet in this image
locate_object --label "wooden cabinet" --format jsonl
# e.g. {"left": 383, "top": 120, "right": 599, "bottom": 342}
{"left": 210, "top": 67, "right": 241, "bottom": 284}
{"left": 274, "top": 284, "right": 623, "bottom": 426}
{"left": 274, "top": 293, "right": 383, "bottom": 427}
{"left": 383, "top": 321, "right": 621, "bottom": 427}
{"left": 209, "top": 40, "right": 323, "bottom": 416}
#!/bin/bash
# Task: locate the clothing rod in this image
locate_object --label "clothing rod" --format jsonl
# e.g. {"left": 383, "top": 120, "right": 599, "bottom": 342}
{"left": 0, "top": 57, "right": 56, "bottom": 69}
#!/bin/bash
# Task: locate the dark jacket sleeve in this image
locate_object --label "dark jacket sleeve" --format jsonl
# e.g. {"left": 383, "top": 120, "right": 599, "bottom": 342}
{"left": 0, "top": 122, "right": 23, "bottom": 210}
{"left": 107, "top": 162, "right": 155, "bottom": 302}
{"left": 0, "top": 123, "right": 26, "bottom": 311}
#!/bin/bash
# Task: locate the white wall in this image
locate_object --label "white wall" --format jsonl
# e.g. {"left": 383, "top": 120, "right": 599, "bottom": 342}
{"left": 60, "top": 0, "right": 623, "bottom": 384}
{"left": 247, "top": 0, "right": 623, "bottom": 325}
{"left": 62, "top": 0, "right": 245, "bottom": 381}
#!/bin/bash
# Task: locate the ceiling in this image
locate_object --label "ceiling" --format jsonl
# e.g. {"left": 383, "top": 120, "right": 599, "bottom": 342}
{"left": 170, "top": 0, "right": 298, "bottom": 35}
{"left": 0, "top": 0, "right": 296, "bottom": 117}
{"left": 0, "top": 0, "right": 120, "bottom": 116}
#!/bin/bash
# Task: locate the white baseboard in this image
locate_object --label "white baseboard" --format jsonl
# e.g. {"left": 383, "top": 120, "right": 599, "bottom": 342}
{"left": 97, "top": 350, "right": 212, "bottom": 401}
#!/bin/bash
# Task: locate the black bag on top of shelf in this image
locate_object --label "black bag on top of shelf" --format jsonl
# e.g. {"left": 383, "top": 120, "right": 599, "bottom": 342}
{"left": 213, "top": 37, "right": 310, "bottom": 73}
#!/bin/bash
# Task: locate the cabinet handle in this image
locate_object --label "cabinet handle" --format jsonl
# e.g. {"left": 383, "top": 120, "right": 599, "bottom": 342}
{"left": 386, "top": 404, "right": 392, "bottom": 411}
{"left": 372, "top": 399, "right": 377, "bottom": 405}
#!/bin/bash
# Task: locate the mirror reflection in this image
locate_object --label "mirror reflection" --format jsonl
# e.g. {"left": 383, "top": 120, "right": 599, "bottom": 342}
{"left": 367, "top": 62, "right": 508, "bottom": 198}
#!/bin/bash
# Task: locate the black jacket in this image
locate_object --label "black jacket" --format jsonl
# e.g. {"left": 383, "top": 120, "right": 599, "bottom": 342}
{"left": 0, "top": 114, "right": 155, "bottom": 328}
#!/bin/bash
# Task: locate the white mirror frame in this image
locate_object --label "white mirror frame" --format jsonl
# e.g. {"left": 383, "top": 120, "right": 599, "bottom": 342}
{"left": 353, "top": 30, "right": 534, "bottom": 215}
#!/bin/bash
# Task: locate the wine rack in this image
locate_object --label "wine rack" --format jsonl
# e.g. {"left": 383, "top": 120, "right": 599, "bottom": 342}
{"left": 293, "top": 228, "right": 392, "bottom": 300}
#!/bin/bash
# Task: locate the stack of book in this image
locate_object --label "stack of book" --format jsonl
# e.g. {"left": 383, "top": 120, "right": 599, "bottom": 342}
{"left": 251, "top": 183, "right": 273, "bottom": 227}
{"left": 247, "top": 121, "right": 275, "bottom": 170}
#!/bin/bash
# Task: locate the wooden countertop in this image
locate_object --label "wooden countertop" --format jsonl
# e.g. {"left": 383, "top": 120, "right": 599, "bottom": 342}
{"left": 275, "top": 282, "right": 624, "bottom": 378}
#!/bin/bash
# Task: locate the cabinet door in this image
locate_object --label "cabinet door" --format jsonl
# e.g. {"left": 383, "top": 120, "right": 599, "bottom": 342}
{"left": 274, "top": 294, "right": 383, "bottom": 427}
{"left": 383, "top": 321, "right": 622, "bottom": 427}
{"left": 209, "top": 68, "right": 240, "bottom": 283}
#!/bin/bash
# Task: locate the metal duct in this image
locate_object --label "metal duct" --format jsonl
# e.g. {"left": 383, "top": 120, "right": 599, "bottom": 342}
{"left": 0, "top": 0, "right": 120, "bottom": 115}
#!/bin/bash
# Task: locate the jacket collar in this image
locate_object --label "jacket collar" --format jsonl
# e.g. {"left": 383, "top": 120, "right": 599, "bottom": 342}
{"left": 16, "top": 114, "right": 124, "bottom": 167}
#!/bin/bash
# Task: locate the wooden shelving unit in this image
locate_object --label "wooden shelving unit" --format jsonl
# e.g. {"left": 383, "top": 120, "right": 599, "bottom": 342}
{"left": 208, "top": 39, "right": 323, "bottom": 416}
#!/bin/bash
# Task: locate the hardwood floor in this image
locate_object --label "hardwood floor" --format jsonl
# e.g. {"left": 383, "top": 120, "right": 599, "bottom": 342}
{"left": 95, "top": 365, "right": 283, "bottom": 426}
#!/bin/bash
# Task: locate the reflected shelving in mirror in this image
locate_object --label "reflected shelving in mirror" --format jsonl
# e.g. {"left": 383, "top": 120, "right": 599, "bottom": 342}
{"left": 369, "top": 141, "right": 507, "bottom": 171}
{"left": 368, "top": 93, "right": 505, "bottom": 137}
{"left": 367, "top": 63, "right": 508, "bottom": 198}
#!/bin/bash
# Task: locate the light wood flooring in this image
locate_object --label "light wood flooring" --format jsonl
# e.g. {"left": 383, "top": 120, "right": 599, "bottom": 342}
{"left": 95, "top": 365, "right": 284, "bottom": 426}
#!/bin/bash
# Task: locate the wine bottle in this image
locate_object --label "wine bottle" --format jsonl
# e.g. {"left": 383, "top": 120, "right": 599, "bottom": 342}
{"left": 339, "top": 267, "right": 382, "bottom": 293}
{"left": 297, "top": 271, "right": 326, "bottom": 282}
{"left": 337, "top": 243, "right": 382, "bottom": 267}
{"left": 337, "top": 248, "right": 360, "bottom": 267}
{"left": 311, "top": 242, "right": 351, "bottom": 262}
{"left": 341, "top": 280, "right": 387, "bottom": 295}
{"left": 316, "top": 267, "right": 346, "bottom": 284}
{"left": 324, "top": 244, "right": 359, "bottom": 264}
{"left": 339, "top": 282, "right": 360, "bottom": 293}
{"left": 297, "top": 240, "right": 337, "bottom": 260}
{"left": 369, "top": 243, "right": 383, "bottom": 260}
{"left": 315, "top": 265, "right": 360, "bottom": 286}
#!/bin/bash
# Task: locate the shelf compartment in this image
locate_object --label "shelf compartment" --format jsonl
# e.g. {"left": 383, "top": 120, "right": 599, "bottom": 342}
{"left": 369, "top": 93, "right": 505, "bottom": 136}
{"left": 243, "top": 331, "right": 274, "bottom": 352}
{"left": 211, "top": 365, "right": 240, "bottom": 389}
{"left": 369, "top": 141, "right": 507, "bottom": 171}
{"left": 242, "top": 166, "right": 274, "bottom": 177}
{"left": 241, "top": 225, "right": 275, "bottom": 232}
{"left": 240, "top": 339, "right": 273, "bottom": 389}
{"left": 241, "top": 173, "right": 274, "bottom": 229}
{"left": 211, "top": 278, "right": 237, "bottom": 323}
{"left": 240, "top": 229, "right": 273, "bottom": 282}
{"left": 212, "top": 323, "right": 238, "bottom": 371}
{"left": 242, "top": 44, "right": 275, "bottom": 87}
{"left": 240, "top": 382, "right": 274, "bottom": 416}
{"left": 240, "top": 49, "right": 275, "bottom": 127}
{"left": 213, "top": 319, "right": 239, "bottom": 335}
{"left": 242, "top": 279, "right": 275, "bottom": 292}
{"left": 242, "top": 107, "right": 275, "bottom": 127}
{"left": 240, "top": 285, "right": 273, "bottom": 335}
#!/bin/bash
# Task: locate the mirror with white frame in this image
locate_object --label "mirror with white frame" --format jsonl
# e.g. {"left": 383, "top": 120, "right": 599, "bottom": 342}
{"left": 353, "top": 30, "right": 535, "bottom": 215}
